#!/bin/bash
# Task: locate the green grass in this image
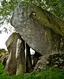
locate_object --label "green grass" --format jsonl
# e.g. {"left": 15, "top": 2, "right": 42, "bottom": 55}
{"left": 0, "top": 63, "right": 64, "bottom": 79}
{"left": 24, "top": 67, "right": 64, "bottom": 79}
{"left": 0, "top": 63, "right": 4, "bottom": 74}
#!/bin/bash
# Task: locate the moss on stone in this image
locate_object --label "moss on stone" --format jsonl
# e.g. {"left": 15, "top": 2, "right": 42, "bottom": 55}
{"left": 32, "top": 6, "right": 64, "bottom": 36}
{"left": 30, "top": 6, "right": 64, "bottom": 51}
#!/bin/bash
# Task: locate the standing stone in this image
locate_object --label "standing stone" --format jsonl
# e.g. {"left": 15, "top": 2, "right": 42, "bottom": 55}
{"left": 5, "top": 32, "right": 26, "bottom": 75}
{"left": 32, "top": 52, "right": 42, "bottom": 68}
{"left": 16, "top": 39, "right": 26, "bottom": 75}
{"left": 26, "top": 44, "right": 32, "bottom": 72}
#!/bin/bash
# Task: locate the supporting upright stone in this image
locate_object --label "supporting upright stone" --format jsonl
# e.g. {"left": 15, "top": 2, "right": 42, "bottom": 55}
{"left": 26, "top": 44, "right": 32, "bottom": 72}
{"left": 16, "top": 39, "right": 26, "bottom": 75}
{"left": 5, "top": 33, "right": 19, "bottom": 75}
{"left": 32, "top": 52, "right": 42, "bottom": 68}
{"left": 5, "top": 32, "right": 26, "bottom": 75}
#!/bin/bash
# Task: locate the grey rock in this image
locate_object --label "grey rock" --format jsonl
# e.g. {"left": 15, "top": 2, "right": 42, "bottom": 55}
{"left": 11, "top": 4, "right": 51, "bottom": 55}
{"left": 5, "top": 32, "right": 26, "bottom": 75}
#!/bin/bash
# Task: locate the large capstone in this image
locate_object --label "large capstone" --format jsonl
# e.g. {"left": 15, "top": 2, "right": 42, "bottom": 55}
{"left": 11, "top": 4, "right": 64, "bottom": 55}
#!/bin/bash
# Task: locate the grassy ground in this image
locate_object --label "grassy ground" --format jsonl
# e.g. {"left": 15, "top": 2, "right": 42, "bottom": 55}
{"left": 0, "top": 63, "right": 64, "bottom": 79}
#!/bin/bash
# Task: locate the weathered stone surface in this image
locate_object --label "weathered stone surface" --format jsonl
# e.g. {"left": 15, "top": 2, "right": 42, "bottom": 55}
{"left": 31, "top": 52, "right": 42, "bottom": 69}
{"left": 34, "top": 51, "right": 62, "bottom": 71}
{"left": 33, "top": 54, "right": 50, "bottom": 71}
{"left": 33, "top": 51, "right": 64, "bottom": 71}
{"left": 11, "top": 4, "right": 64, "bottom": 55}
{"left": 16, "top": 39, "right": 26, "bottom": 75}
{"left": 26, "top": 44, "right": 33, "bottom": 72}
{"left": 11, "top": 5, "right": 50, "bottom": 55}
{"left": 5, "top": 32, "right": 26, "bottom": 75}
{"left": 5, "top": 33, "right": 19, "bottom": 75}
{"left": 47, "top": 53, "right": 64, "bottom": 69}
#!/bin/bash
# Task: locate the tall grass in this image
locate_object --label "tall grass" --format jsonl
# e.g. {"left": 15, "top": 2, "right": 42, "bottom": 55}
{"left": 0, "top": 63, "right": 64, "bottom": 79}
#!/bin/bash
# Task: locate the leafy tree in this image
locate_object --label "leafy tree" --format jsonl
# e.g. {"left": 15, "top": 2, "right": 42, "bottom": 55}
{"left": 0, "top": 0, "right": 19, "bottom": 24}
{"left": 45, "top": 0, "right": 64, "bottom": 19}
{"left": 0, "top": 0, "right": 64, "bottom": 24}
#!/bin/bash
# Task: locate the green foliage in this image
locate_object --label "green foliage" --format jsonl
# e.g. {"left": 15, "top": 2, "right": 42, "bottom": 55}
{"left": 23, "top": 67, "right": 64, "bottom": 79}
{"left": 0, "top": 63, "right": 4, "bottom": 74}
{"left": 0, "top": 49, "right": 7, "bottom": 53}
{"left": 0, "top": 0, "right": 64, "bottom": 19}
{"left": 0, "top": 49, "right": 8, "bottom": 57}
{"left": 0, "top": 0, "right": 19, "bottom": 16}
{"left": 0, "top": 63, "right": 64, "bottom": 79}
{"left": 0, "top": 49, "right": 8, "bottom": 63}
{"left": 0, "top": 0, "right": 64, "bottom": 25}
{"left": 45, "top": 0, "right": 64, "bottom": 19}
{"left": 27, "top": 0, "right": 64, "bottom": 19}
